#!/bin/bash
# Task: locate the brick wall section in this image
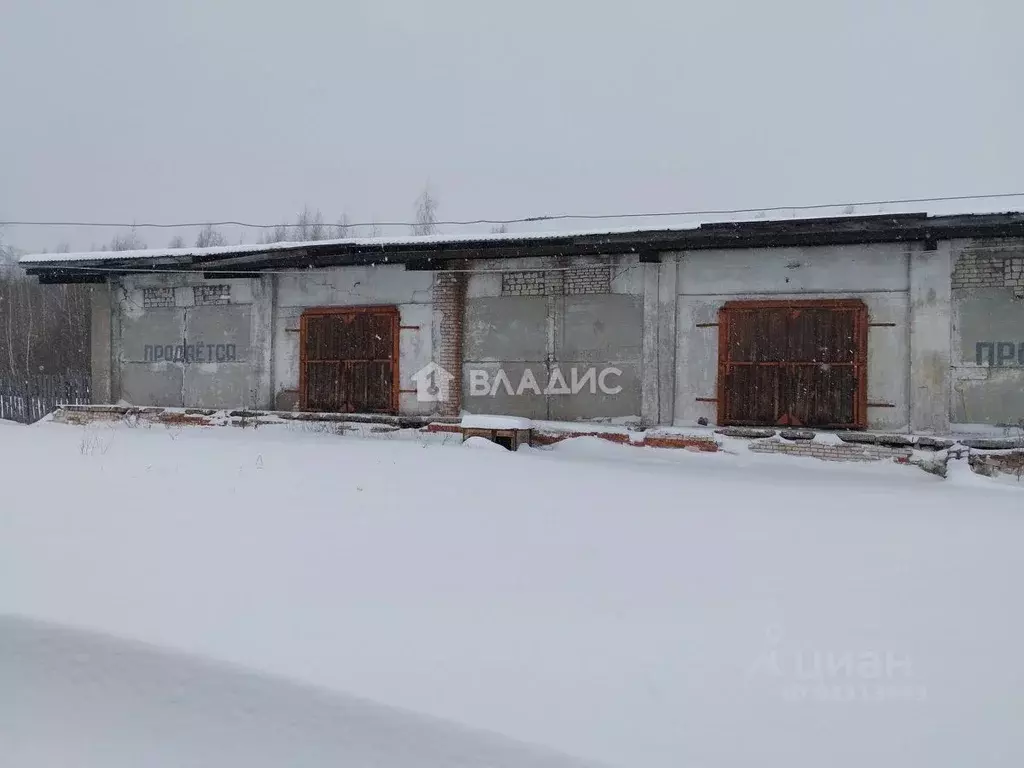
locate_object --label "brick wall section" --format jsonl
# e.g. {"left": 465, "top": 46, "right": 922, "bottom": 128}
{"left": 500, "top": 265, "right": 609, "bottom": 296}
{"left": 434, "top": 268, "right": 467, "bottom": 417}
{"left": 142, "top": 288, "right": 174, "bottom": 308}
{"left": 501, "top": 271, "right": 545, "bottom": 296}
{"left": 564, "top": 266, "right": 611, "bottom": 295}
{"left": 544, "top": 269, "right": 565, "bottom": 296}
{"left": 1003, "top": 258, "right": 1024, "bottom": 297}
{"left": 952, "top": 251, "right": 1024, "bottom": 297}
{"left": 194, "top": 284, "right": 231, "bottom": 306}
{"left": 748, "top": 438, "right": 913, "bottom": 462}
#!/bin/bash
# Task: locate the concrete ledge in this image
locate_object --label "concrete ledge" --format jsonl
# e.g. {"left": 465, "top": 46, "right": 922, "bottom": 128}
{"left": 42, "top": 406, "right": 1017, "bottom": 482}
{"left": 426, "top": 423, "right": 461, "bottom": 434}
{"left": 969, "top": 450, "right": 1024, "bottom": 478}
{"left": 715, "top": 427, "right": 775, "bottom": 438}
{"left": 778, "top": 429, "right": 815, "bottom": 441}
{"left": 52, "top": 405, "right": 459, "bottom": 430}
{"left": 960, "top": 437, "right": 1024, "bottom": 450}
{"left": 529, "top": 426, "right": 717, "bottom": 452}
{"left": 531, "top": 430, "right": 631, "bottom": 446}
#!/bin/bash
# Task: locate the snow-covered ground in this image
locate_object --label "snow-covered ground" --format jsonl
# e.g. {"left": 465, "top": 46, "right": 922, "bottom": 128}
{"left": 2, "top": 421, "right": 1023, "bottom": 767}
{"left": 0, "top": 614, "right": 592, "bottom": 768}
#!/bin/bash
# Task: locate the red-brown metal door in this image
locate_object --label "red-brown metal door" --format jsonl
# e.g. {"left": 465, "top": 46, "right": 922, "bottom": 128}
{"left": 717, "top": 300, "right": 867, "bottom": 429}
{"left": 300, "top": 307, "right": 399, "bottom": 414}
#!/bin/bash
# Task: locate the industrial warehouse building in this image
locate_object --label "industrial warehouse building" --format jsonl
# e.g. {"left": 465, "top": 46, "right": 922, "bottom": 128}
{"left": 22, "top": 212, "right": 1024, "bottom": 434}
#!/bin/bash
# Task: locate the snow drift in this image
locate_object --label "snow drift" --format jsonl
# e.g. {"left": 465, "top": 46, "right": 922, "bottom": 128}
{"left": 0, "top": 614, "right": 597, "bottom": 768}
{"left": 1, "top": 422, "right": 1022, "bottom": 767}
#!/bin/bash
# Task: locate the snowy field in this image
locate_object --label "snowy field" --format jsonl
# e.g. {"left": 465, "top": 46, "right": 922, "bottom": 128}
{"left": 1, "top": 419, "right": 1022, "bottom": 767}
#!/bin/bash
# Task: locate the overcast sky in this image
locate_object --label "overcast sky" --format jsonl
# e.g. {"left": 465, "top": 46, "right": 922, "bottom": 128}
{"left": 2, "top": 0, "right": 1023, "bottom": 252}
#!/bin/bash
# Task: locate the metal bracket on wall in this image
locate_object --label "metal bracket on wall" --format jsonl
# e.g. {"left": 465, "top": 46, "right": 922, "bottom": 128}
{"left": 695, "top": 323, "right": 719, "bottom": 328}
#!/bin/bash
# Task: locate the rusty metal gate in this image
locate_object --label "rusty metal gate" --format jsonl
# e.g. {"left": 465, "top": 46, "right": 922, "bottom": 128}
{"left": 300, "top": 306, "right": 399, "bottom": 413}
{"left": 717, "top": 299, "right": 868, "bottom": 429}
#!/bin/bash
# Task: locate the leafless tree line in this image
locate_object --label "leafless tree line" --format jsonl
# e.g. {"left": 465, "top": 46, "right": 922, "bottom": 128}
{"left": 154, "top": 186, "right": 444, "bottom": 249}
{"left": 0, "top": 184, "right": 445, "bottom": 377}
{"left": 0, "top": 237, "right": 90, "bottom": 378}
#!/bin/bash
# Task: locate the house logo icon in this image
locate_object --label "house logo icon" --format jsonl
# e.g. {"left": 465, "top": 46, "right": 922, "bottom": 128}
{"left": 411, "top": 362, "right": 455, "bottom": 403}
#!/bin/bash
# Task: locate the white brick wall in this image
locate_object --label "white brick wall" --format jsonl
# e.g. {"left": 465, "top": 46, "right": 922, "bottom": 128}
{"left": 748, "top": 438, "right": 913, "bottom": 462}
{"left": 501, "top": 265, "right": 610, "bottom": 296}
{"left": 952, "top": 251, "right": 1024, "bottom": 297}
{"left": 501, "top": 271, "right": 545, "bottom": 296}
{"left": 142, "top": 288, "right": 174, "bottom": 309}
{"left": 565, "top": 266, "right": 611, "bottom": 295}
{"left": 194, "top": 284, "right": 231, "bottom": 306}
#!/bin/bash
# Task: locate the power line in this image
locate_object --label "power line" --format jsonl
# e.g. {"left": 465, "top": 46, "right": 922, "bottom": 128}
{"left": 3, "top": 191, "right": 1024, "bottom": 232}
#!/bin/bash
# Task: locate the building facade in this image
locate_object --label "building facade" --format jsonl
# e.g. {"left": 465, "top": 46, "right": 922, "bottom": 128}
{"left": 23, "top": 213, "right": 1024, "bottom": 433}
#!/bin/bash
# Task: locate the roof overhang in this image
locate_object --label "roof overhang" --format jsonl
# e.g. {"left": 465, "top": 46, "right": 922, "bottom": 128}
{"left": 21, "top": 212, "right": 1024, "bottom": 284}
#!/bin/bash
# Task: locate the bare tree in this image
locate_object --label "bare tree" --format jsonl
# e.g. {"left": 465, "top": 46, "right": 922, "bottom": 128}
{"left": 334, "top": 213, "right": 352, "bottom": 239}
{"left": 411, "top": 186, "right": 439, "bottom": 236}
{"left": 109, "top": 228, "right": 146, "bottom": 251}
{"left": 167, "top": 235, "right": 186, "bottom": 249}
{"left": 295, "top": 206, "right": 328, "bottom": 241}
{"left": 260, "top": 224, "right": 291, "bottom": 244}
{"left": 0, "top": 245, "right": 91, "bottom": 380}
{"left": 195, "top": 224, "right": 228, "bottom": 248}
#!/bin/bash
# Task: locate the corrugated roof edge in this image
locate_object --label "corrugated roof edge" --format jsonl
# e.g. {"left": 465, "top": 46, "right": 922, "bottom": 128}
{"left": 19, "top": 222, "right": 703, "bottom": 265}
{"left": 19, "top": 210, "right": 1024, "bottom": 279}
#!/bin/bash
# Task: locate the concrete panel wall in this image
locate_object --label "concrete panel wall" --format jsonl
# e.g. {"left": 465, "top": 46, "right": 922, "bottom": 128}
{"left": 558, "top": 293, "right": 643, "bottom": 419}
{"left": 460, "top": 361, "right": 548, "bottom": 418}
{"left": 90, "top": 284, "right": 112, "bottom": 404}
{"left": 113, "top": 275, "right": 262, "bottom": 409}
{"left": 560, "top": 294, "right": 642, "bottom": 362}
{"left": 121, "top": 364, "right": 185, "bottom": 407}
{"left": 461, "top": 256, "right": 643, "bottom": 421}
{"left": 464, "top": 297, "right": 548, "bottom": 363}
{"left": 102, "top": 241, "right": 960, "bottom": 429}
{"left": 273, "top": 265, "right": 434, "bottom": 414}
{"left": 908, "top": 244, "right": 951, "bottom": 433}
{"left": 950, "top": 239, "right": 1024, "bottom": 424}
{"left": 462, "top": 296, "right": 549, "bottom": 419}
{"left": 674, "top": 245, "right": 912, "bottom": 430}
{"left": 656, "top": 258, "right": 678, "bottom": 425}
{"left": 677, "top": 244, "right": 910, "bottom": 296}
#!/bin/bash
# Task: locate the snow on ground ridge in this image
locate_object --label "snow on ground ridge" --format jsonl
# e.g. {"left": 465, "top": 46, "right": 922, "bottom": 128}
{"left": 0, "top": 421, "right": 1022, "bottom": 767}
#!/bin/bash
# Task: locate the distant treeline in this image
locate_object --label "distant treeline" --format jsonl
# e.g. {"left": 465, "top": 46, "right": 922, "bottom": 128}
{"left": 0, "top": 256, "right": 91, "bottom": 377}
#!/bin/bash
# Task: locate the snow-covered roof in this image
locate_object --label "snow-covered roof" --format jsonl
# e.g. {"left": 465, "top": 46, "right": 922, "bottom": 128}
{"left": 18, "top": 223, "right": 703, "bottom": 266}
{"left": 18, "top": 205, "right": 1024, "bottom": 277}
